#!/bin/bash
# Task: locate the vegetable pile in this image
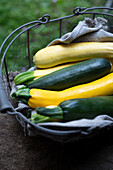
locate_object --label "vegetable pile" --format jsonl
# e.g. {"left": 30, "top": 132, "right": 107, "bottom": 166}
{"left": 12, "top": 42, "right": 113, "bottom": 124}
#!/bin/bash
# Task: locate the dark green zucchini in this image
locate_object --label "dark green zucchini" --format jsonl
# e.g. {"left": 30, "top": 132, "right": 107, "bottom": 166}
{"left": 27, "top": 58, "right": 111, "bottom": 91}
{"left": 36, "top": 96, "right": 113, "bottom": 121}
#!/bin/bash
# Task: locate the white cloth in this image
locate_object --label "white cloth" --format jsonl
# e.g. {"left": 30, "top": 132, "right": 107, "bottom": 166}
{"left": 47, "top": 17, "right": 113, "bottom": 46}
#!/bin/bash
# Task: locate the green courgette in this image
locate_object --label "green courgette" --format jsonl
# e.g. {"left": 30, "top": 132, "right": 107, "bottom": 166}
{"left": 27, "top": 58, "right": 111, "bottom": 91}
{"left": 36, "top": 96, "right": 113, "bottom": 121}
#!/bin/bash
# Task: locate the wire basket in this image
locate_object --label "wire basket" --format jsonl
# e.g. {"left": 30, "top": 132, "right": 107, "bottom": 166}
{"left": 1, "top": 7, "right": 113, "bottom": 143}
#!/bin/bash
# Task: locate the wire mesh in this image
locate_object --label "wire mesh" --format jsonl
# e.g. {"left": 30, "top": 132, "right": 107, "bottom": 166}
{"left": 1, "top": 16, "right": 81, "bottom": 100}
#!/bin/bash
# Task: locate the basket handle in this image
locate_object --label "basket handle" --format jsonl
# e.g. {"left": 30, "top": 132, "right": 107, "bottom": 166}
{"left": 0, "top": 72, "right": 12, "bottom": 112}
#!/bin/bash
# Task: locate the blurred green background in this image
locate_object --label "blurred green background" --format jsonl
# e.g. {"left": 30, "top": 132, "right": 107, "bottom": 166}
{"left": 0, "top": 0, "right": 110, "bottom": 71}
{"left": 0, "top": 0, "right": 107, "bottom": 46}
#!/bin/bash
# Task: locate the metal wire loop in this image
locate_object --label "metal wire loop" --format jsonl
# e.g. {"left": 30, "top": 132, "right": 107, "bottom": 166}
{"left": 73, "top": 6, "right": 113, "bottom": 18}
{"left": 38, "top": 14, "right": 51, "bottom": 24}
{"left": 73, "top": 7, "right": 86, "bottom": 15}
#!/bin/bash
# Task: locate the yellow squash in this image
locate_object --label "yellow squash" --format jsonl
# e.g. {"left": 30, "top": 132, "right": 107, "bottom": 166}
{"left": 33, "top": 42, "right": 113, "bottom": 68}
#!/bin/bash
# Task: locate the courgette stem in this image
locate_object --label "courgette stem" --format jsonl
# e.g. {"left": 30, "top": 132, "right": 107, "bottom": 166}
{"left": 11, "top": 87, "right": 31, "bottom": 104}
{"left": 30, "top": 112, "right": 52, "bottom": 124}
{"left": 36, "top": 106, "right": 63, "bottom": 119}
{"left": 14, "top": 71, "right": 35, "bottom": 85}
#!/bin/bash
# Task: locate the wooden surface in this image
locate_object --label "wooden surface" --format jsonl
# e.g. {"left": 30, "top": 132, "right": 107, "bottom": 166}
{"left": 1, "top": 113, "right": 113, "bottom": 170}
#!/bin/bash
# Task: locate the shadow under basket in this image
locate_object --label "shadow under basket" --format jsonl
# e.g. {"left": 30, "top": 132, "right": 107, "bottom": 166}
{"left": 1, "top": 7, "right": 113, "bottom": 143}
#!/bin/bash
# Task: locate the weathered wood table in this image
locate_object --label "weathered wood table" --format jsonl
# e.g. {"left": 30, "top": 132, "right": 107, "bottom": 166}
{"left": 1, "top": 113, "right": 113, "bottom": 170}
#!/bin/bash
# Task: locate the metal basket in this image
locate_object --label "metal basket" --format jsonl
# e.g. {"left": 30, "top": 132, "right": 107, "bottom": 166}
{"left": 1, "top": 7, "right": 113, "bottom": 143}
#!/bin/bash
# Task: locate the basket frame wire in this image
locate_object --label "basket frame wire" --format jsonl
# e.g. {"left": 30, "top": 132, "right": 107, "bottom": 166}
{"left": 1, "top": 6, "right": 113, "bottom": 142}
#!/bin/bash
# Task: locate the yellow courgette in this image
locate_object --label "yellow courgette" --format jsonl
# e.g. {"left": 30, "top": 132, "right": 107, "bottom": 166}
{"left": 33, "top": 42, "right": 113, "bottom": 68}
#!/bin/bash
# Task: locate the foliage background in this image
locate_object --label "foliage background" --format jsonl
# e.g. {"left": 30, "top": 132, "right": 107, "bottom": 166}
{"left": 0, "top": 0, "right": 107, "bottom": 46}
